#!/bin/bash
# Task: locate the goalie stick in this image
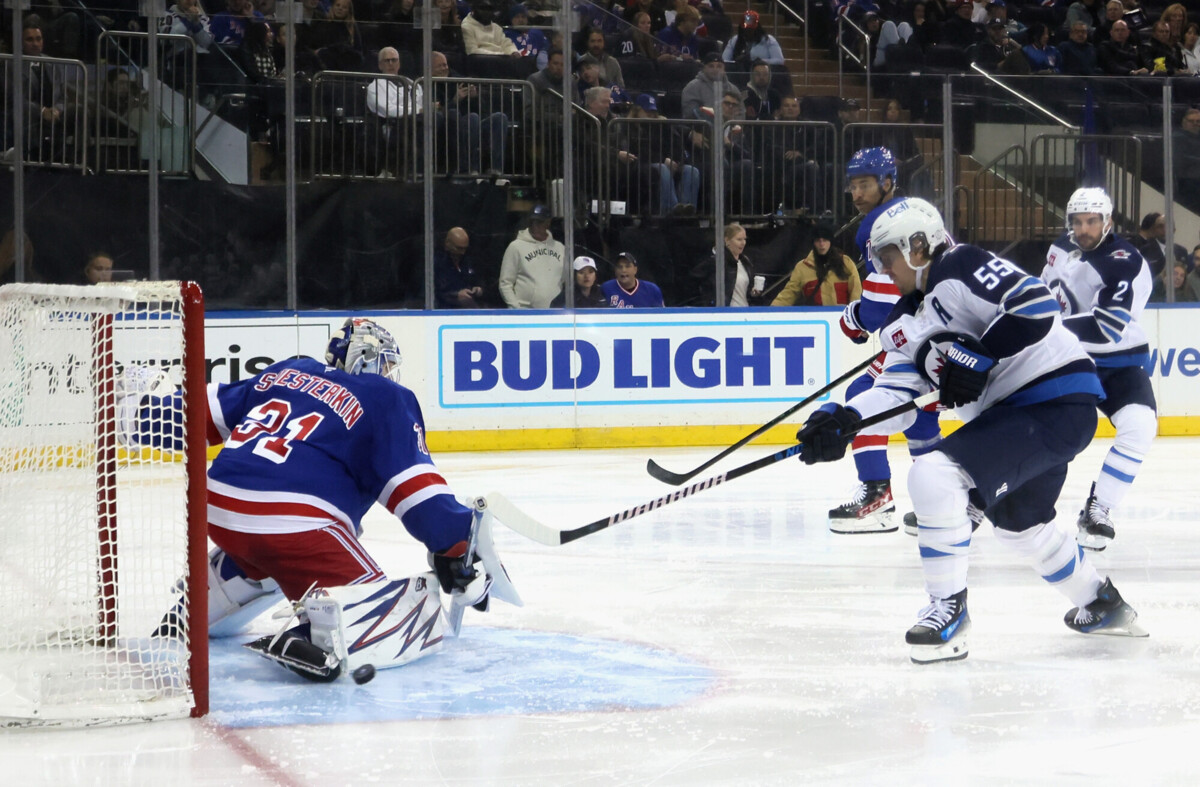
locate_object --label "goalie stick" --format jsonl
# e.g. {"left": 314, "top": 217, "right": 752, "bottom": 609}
{"left": 645, "top": 354, "right": 877, "bottom": 485}
{"left": 489, "top": 391, "right": 940, "bottom": 546}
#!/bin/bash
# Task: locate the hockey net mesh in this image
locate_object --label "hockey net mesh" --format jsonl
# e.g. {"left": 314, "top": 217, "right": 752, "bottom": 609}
{"left": 0, "top": 282, "right": 199, "bottom": 727}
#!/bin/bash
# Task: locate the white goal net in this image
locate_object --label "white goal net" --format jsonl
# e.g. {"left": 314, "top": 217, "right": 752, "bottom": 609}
{"left": 0, "top": 281, "right": 207, "bottom": 727}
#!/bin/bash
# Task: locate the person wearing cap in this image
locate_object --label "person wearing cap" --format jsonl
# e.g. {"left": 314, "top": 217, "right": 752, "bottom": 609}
{"left": 578, "top": 27, "right": 626, "bottom": 89}
{"left": 681, "top": 49, "right": 739, "bottom": 120}
{"left": 1065, "top": 0, "right": 1103, "bottom": 35}
{"left": 622, "top": 92, "right": 701, "bottom": 215}
{"left": 602, "top": 252, "right": 664, "bottom": 307}
{"left": 551, "top": 256, "right": 610, "bottom": 308}
{"left": 722, "top": 10, "right": 784, "bottom": 67}
{"left": 835, "top": 97, "right": 861, "bottom": 132}
{"left": 503, "top": 4, "right": 549, "bottom": 67}
{"left": 498, "top": 204, "right": 566, "bottom": 308}
{"left": 942, "top": 0, "right": 983, "bottom": 47}
{"left": 771, "top": 223, "right": 861, "bottom": 306}
{"left": 655, "top": 5, "right": 701, "bottom": 60}
{"left": 968, "top": 16, "right": 1021, "bottom": 71}
{"left": 986, "top": 0, "right": 1026, "bottom": 43}
{"left": 461, "top": 0, "right": 520, "bottom": 57}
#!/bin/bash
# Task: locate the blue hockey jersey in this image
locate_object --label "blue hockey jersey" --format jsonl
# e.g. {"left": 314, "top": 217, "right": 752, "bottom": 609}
{"left": 848, "top": 244, "right": 1103, "bottom": 432}
{"left": 602, "top": 278, "right": 664, "bottom": 308}
{"left": 1042, "top": 232, "right": 1152, "bottom": 367}
{"left": 205, "top": 357, "right": 471, "bottom": 554}
{"left": 853, "top": 200, "right": 902, "bottom": 332}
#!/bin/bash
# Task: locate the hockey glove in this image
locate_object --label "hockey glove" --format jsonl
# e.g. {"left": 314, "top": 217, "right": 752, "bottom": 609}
{"left": 938, "top": 335, "right": 996, "bottom": 409}
{"left": 796, "top": 404, "right": 862, "bottom": 464}
{"left": 430, "top": 543, "right": 491, "bottom": 612}
{"left": 839, "top": 301, "right": 870, "bottom": 344}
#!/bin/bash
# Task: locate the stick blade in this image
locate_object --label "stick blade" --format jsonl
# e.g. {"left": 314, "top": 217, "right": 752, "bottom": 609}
{"left": 484, "top": 492, "right": 565, "bottom": 546}
{"left": 645, "top": 458, "right": 691, "bottom": 486}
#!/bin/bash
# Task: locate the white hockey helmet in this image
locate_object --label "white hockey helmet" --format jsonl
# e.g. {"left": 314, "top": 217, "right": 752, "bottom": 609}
{"left": 325, "top": 318, "right": 403, "bottom": 384}
{"left": 867, "top": 197, "right": 948, "bottom": 272}
{"left": 1065, "top": 186, "right": 1114, "bottom": 247}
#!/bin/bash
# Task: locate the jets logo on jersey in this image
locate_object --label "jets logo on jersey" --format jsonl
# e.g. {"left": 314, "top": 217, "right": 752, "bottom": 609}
{"left": 413, "top": 423, "right": 429, "bottom": 456}
{"left": 1047, "top": 281, "right": 1075, "bottom": 315}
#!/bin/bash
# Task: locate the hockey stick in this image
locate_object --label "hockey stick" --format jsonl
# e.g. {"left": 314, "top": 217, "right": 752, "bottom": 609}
{"left": 645, "top": 354, "right": 877, "bottom": 485}
{"left": 489, "top": 391, "right": 940, "bottom": 546}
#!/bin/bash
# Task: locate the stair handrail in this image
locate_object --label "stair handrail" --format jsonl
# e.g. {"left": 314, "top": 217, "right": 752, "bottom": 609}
{"left": 968, "top": 64, "right": 1078, "bottom": 132}
{"left": 836, "top": 14, "right": 871, "bottom": 114}
{"left": 764, "top": 0, "right": 808, "bottom": 93}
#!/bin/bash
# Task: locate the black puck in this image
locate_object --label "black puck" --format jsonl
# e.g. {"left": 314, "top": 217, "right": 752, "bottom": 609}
{"left": 352, "top": 664, "right": 376, "bottom": 685}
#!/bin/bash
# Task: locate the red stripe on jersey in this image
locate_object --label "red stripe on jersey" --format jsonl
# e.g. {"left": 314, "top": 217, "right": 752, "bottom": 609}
{"left": 862, "top": 278, "right": 899, "bottom": 296}
{"left": 206, "top": 411, "right": 223, "bottom": 447}
{"left": 209, "top": 489, "right": 342, "bottom": 524}
{"left": 385, "top": 470, "right": 447, "bottom": 512}
{"left": 851, "top": 434, "right": 889, "bottom": 449}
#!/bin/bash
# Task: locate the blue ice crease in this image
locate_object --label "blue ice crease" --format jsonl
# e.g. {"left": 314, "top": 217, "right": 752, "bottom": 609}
{"left": 208, "top": 627, "right": 715, "bottom": 728}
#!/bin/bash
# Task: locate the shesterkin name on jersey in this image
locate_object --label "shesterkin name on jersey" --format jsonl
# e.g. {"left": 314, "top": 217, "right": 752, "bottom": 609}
{"left": 254, "top": 368, "right": 365, "bottom": 428}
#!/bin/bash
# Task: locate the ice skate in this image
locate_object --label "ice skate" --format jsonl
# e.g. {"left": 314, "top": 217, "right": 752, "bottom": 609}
{"left": 906, "top": 590, "right": 970, "bottom": 664}
{"left": 1077, "top": 482, "right": 1116, "bottom": 552}
{"left": 1065, "top": 577, "right": 1148, "bottom": 637}
{"left": 829, "top": 480, "right": 896, "bottom": 533}
{"left": 903, "top": 503, "right": 985, "bottom": 537}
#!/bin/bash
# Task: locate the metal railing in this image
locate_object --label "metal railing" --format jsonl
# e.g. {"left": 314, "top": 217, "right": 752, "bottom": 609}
{"left": 836, "top": 15, "right": 871, "bottom": 116}
{"left": 95, "top": 32, "right": 196, "bottom": 175}
{"left": 0, "top": 53, "right": 88, "bottom": 172}
{"left": 720, "top": 118, "right": 838, "bottom": 221}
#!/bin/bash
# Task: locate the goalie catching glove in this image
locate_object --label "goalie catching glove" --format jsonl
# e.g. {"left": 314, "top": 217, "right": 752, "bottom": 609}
{"left": 429, "top": 502, "right": 523, "bottom": 635}
{"left": 937, "top": 335, "right": 996, "bottom": 409}
{"left": 796, "top": 403, "right": 863, "bottom": 464}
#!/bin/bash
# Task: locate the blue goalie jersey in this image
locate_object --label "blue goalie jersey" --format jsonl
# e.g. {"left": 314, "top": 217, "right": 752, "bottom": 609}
{"left": 205, "top": 357, "right": 471, "bottom": 553}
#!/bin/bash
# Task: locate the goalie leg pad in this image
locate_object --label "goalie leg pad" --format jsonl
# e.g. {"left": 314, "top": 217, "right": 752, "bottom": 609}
{"left": 208, "top": 547, "right": 284, "bottom": 638}
{"left": 303, "top": 574, "right": 447, "bottom": 672}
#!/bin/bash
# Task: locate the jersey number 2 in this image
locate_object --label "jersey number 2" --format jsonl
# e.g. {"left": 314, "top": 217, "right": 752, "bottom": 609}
{"left": 227, "top": 399, "right": 325, "bottom": 464}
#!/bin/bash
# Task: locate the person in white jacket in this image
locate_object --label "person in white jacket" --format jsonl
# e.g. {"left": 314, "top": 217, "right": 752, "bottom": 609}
{"left": 462, "top": 0, "right": 521, "bottom": 56}
{"left": 498, "top": 204, "right": 566, "bottom": 308}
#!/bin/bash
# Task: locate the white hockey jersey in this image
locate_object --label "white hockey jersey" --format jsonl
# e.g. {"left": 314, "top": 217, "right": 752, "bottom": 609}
{"left": 1042, "top": 232, "right": 1151, "bottom": 367}
{"left": 847, "top": 244, "right": 1103, "bottom": 434}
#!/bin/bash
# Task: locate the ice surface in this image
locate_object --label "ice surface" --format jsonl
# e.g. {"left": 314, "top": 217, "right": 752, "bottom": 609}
{"left": 3, "top": 437, "right": 1199, "bottom": 785}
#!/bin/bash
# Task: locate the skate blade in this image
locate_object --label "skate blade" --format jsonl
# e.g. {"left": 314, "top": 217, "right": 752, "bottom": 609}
{"left": 909, "top": 637, "right": 970, "bottom": 664}
{"left": 830, "top": 512, "right": 898, "bottom": 534}
{"left": 1076, "top": 530, "right": 1112, "bottom": 552}
{"left": 1081, "top": 616, "right": 1149, "bottom": 638}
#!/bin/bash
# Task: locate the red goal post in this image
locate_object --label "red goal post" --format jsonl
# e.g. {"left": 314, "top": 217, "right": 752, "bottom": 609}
{"left": 0, "top": 281, "right": 208, "bottom": 727}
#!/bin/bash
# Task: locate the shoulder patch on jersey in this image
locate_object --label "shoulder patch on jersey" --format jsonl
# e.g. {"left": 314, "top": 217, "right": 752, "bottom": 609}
{"left": 1109, "top": 249, "right": 1131, "bottom": 260}
{"left": 889, "top": 326, "right": 908, "bottom": 349}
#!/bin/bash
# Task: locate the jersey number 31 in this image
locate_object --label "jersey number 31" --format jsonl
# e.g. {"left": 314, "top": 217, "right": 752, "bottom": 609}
{"left": 227, "top": 398, "right": 325, "bottom": 464}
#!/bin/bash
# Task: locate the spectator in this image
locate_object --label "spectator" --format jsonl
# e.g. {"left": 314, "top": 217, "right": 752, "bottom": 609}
{"left": 872, "top": 14, "right": 918, "bottom": 69}
{"left": 1180, "top": 22, "right": 1200, "bottom": 73}
{"left": 723, "top": 11, "right": 785, "bottom": 67}
{"left": 498, "top": 204, "right": 565, "bottom": 308}
{"left": 18, "top": 18, "right": 81, "bottom": 161}
{"left": 430, "top": 50, "right": 507, "bottom": 175}
{"left": 551, "top": 256, "right": 610, "bottom": 307}
{"left": 1065, "top": 0, "right": 1102, "bottom": 34}
{"left": 619, "top": 11, "right": 663, "bottom": 61}
{"left": 1061, "top": 21, "right": 1102, "bottom": 73}
{"left": 942, "top": 1, "right": 982, "bottom": 49}
{"left": 1150, "top": 262, "right": 1192, "bottom": 302}
{"left": 602, "top": 252, "right": 664, "bottom": 307}
{"left": 238, "top": 21, "right": 282, "bottom": 83}
{"left": 836, "top": 97, "right": 862, "bottom": 131}
{"left": 988, "top": 0, "right": 1026, "bottom": 43}
{"left": 29, "top": 0, "right": 81, "bottom": 59}
{"left": 624, "top": 0, "right": 667, "bottom": 35}
{"left": 163, "top": 0, "right": 215, "bottom": 53}
{"left": 504, "top": 5, "right": 549, "bottom": 66}
{"left": 309, "top": 0, "right": 364, "bottom": 70}
{"left": 462, "top": 0, "right": 519, "bottom": 56}
{"left": 578, "top": 28, "right": 625, "bottom": 89}
{"left": 575, "top": 60, "right": 602, "bottom": 102}
{"left": 434, "top": 227, "right": 485, "bottom": 307}
{"left": 690, "top": 223, "right": 762, "bottom": 306}
{"left": 527, "top": 48, "right": 564, "bottom": 115}
{"left": 970, "top": 17, "right": 1021, "bottom": 71}
{"left": 1162, "top": 3, "right": 1187, "bottom": 44}
{"left": 82, "top": 251, "right": 115, "bottom": 284}
{"left": 1099, "top": 0, "right": 1124, "bottom": 39}
{"left": 622, "top": 92, "right": 700, "bottom": 215}
{"left": 772, "top": 224, "right": 862, "bottom": 306}
{"left": 681, "top": 51, "right": 739, "bottom": 119}
{"left": 1098, "top": 19, "right": 1149, "bottom": 74}
{"left": 366, "top": 47, "right": 417, "bottom": 118}
{"left": 434, "top": 0, "right": 464, "bottom": 54}
{"left": 742, "top": 60, "right": 782, "bottom": 120}
{"left": 771, "top": 95, "right": 831, "bottom": 213}
{"left": 211, "top": 0, "right": 264, "bottom": 47}
{"left": 1132, "top": 212, "right": 1187, "bottom": 277}
{"left": 657, "top": 5, "right": 701, "bottom": 60}
{"left": 1186, "top": 252, "right": 1200, "bottom": 300}
{"left": 1140, "top": 18, "right": 1184, "bottom": 74}
{"left": 1022, "top": 22, "right": 1062, "bottom": 73}
{"left": 383, "top": 0, "right": 419, "bottom": 55}
{"left": 1173, "top": 107, "right": 1200, "bottom": 202}
{"left": 908, "top": 1, "right": 941, "bottom": 51}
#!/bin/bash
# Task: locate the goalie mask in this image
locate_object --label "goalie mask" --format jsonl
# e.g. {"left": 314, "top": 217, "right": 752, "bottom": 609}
{"left": 1065, "top": 186, "right": 1114, "bottom": 250}
{"left": 868, "top": 197, "right": 948, "bottom": 273}
{"left": 325, "top": 318, "right": 403, "bottom": 384}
